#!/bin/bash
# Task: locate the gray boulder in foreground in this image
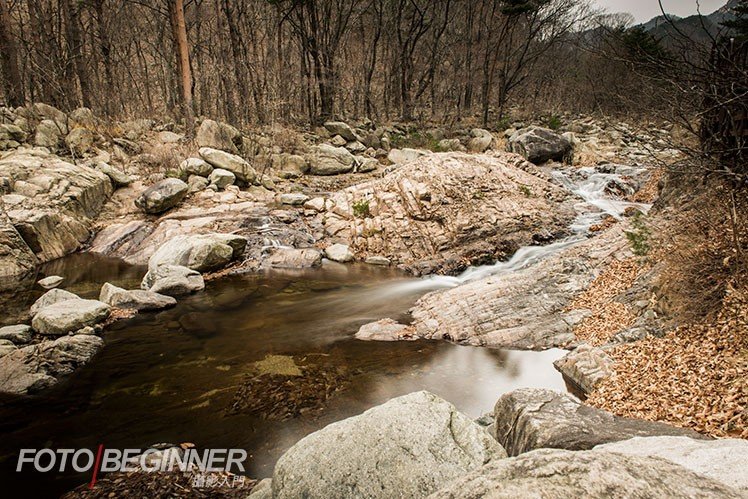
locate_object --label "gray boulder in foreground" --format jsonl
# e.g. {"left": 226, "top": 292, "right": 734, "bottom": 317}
{"left": 29, "top": 288, "right": 80, "bottom": 316}
{"left": 135, "top": 178, "right": 188, "bottom": 214}
{"left": 147, "top": 233, "right": 247, "bottom": 273}
{"left": 99, "top": 282, "right": 176, "bottom": 311}
{"left": 494, "top": 388, "right": 706, "bottom": 457}
{"left": 141, "top": 265, "right": 205, "bottom": 296}
{"left": 272, "top": 391, "right": 506, "bottom": 499}
{"left": 31, "top": 299, "right": 110, "bottom": 335}
{"left": 508, "top": 127, "right": 573, "bottom": 164}
{"left": 594, "top": 436, "right": 748, "bottom": 492}
{"left": 428, "top": 448, "right": 743, "bottom": 498}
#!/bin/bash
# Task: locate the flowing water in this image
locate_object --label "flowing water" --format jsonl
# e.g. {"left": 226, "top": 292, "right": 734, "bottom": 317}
{"left": 0, "top": 166, "right": 648, "bottom": 496}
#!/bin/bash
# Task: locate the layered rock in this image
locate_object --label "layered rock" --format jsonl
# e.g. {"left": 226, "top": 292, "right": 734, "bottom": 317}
{"left": 135, "top": 178, "right": 188, "bottom": 214}
{"left": 493, "top": 388, "right": 706, "bottom": 457}
{"left": 272, "top": 391, "right": 506, "bottom": 499}
{"left": 315, "top": 152, "right": 574, "bottom": 276}
{"left": 553, "top": 344, "right": 614, "bottom": 396}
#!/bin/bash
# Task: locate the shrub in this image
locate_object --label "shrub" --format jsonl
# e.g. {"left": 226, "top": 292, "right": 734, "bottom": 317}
{"left": 352, "top": 199, "right": 371, "bottom": 219}
{"left": 625, "top": 211, "right": 651, "bottom": 256}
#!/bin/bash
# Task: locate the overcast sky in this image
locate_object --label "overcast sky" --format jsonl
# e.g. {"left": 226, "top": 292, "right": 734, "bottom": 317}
{"left": 594, "top": 0, "right": 727, "bottom": 22}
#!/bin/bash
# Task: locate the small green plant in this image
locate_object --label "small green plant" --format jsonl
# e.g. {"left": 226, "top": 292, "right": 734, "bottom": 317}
{"left": 546, "top": 114, "right": 562, "bottom": 131}
{"left": 496, "top": 116, "right": 512, "bottom": 131}
{"left": 625, "top": 211, "right": 651, "bottom": 256}
{"left": 352, "top": 199, "right": 371, "bottom": 219}
{"left": 518, "top": 184, "right": 533, "bottom": 197}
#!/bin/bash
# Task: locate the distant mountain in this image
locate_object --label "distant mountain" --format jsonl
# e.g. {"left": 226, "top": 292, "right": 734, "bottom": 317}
{"left": 638, "top": 0, "right": 740, "bottom": 43}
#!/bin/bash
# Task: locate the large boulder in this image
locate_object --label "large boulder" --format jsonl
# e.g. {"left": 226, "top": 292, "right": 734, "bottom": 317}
{"left": 31, "top": 299, "right": 110, "bottom": 336}
{"left": 30, "top": 288, "right": 80, "bottom": 316}
{"left": 135, "top": 178, "right": 189, "bottom": 214}
{"left": 272, "top": 391, "right": 506, "bottom": 499}
{"left": 68, "top": 107, "right": 96, "bottom": 129}
{"left": 199, "top": 147, "right": 257, "bottom": 184}
{"left": 553, "top": 344, "right": 614, "bottom": 396}
{"left": 271, "top": 153, "right": 309, "bottom": 179}
{"left": 179, "top": 157, "right": 213, "bottom": 178}
{"left": 0, "top": 148, "right": 113, "bottom": 263}
{"left": 146, "top": 233, "right": 247, "bottom": 273}
{"left": 0, "top": 123, "right": 26, "bottom": 149}
{"left": 0, "top": 207, "right": 36, "bottom": 278}
{"left": 594, "top": 436, "right": 748, "bottom": 492}
{"left": 262, "top": 248, "right": 322, "bottom": 269}
{"left": 305, "top": 144, "right": 355, "bottom": 175}
{"left": 34, "top": 119, "right": 62, "bottom": 149}
{"left": 467, "top": 128, "right": 494, "bottom": 152}
{"left": 65, "top": 127, "right": 95, "bottom": 155}
{"left": 387, "top": 147, "right": 427, "bottom": 164}
{"left": 324, "top": 243, "right": 354, "bottom": 263}
{"left": 493, "top": 389, "right": 706, "bottom": 457}
{"left": 323, "top": 121, "right": 358, "bottom": 141}
{"left": 99, "top": 282, "right": 176, "bottom": 311}
{"left": 195, "top": 119, "right": 243, "bottom": 153}
{"left": 428, "top": 448, "right": 743, "bottom": 498}
{"left": 0, "top": 335, "right": 104, "bottom": 395}
{"left": 208, "top": 168, "right": 235, "bottom": 189}
{"left": 508, "top": 127, "right": 573, "bottom": 164}
{"left": 141, "top": 264, "right": 205, "bottom": 296}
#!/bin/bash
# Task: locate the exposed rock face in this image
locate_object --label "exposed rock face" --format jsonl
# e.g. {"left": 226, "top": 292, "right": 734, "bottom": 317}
{"left": 141, "top": 264, "right": 205, "bottom": 296}
{"left": 387, "top": 147, "right": 427, "bottom": 164}
{"left": 316, "top": 152, "right": 574, "bottom": 276}
{"left": 553, "top": 344, "right": 614, "bottom": 396}
{"left": 199, "top": 147, "right": 257, "bottom": 184}
{"left": 31, "top": 299, "right": 111, "bottom": 336}
{"left": 493, "top": 389, "right": 706, "bottom": 457}
{"left": 272, "top": 391, "right": 506, "bottom": 499}
{"left": 196, "top": 119, "right": 243, "bottom": 153}
{"left": 145, "top": 233, "right": 247, "bottom": 273}
{"left": 0, "top": 207, "right": 36, "bottom": 277}
{"left": 0, "top": 148, "right": 113, "bottom": 264}
{"left": 355, "top": 318, "right": 415, "bottom": 341}
{"left": 428, "top": 448, "right": 743, "bottom": 498}
{"left": 0, "top": 123, "right": 26, "bottom": 149}
{"left": 135, "top": 178, "right": 189, "bottom": 214}
{"left": 594, "top": 436, "right": 748, "bottom": 492}
{"left": 324, "top": 243, "right": 353, "bottom": 262}
{"left": 99, "top": 282, "right": 176, "bottom": 311}
{"left": 262, "top": 248, "right": 322, "bottom": 269}
{"left": 323, "top": 121, "right": 358, "bottom": 141}
{"left": 0, "top": 335, "right": 104, "bottom": 395}
{"left": 96, "top": 162, "right": 133, "bottom": 187}
{"left": 404, "top": 225, "right": 631, "bottom": 348}
{"left": 65, "top": 127, "right": 95, "bottom": 155}
{"left": 305, "top": 144, "right": 355, "bottom": 175}
{"left": 508, "top": 127, "right": 573, "bottom": 164}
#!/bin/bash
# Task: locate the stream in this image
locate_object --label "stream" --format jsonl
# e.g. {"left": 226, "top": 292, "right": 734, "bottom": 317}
{"left": 0, "top": 165, "right": 649, "bottom": 496}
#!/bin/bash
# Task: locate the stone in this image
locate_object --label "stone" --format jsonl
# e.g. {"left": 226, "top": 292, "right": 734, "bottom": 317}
{"left": 329, "top": 135, "right": 347, "bottom": 147}
{"left": 147, "top": 233, "right": 247, "bottom": 273}
{"left": 303, "top": 197, "right": 326, "bottom": 212}
{"left": 438, "top": 138, "right": 463, "bottom": 152}
{"left": 272, "top": 391, "right": 506, "bottom": 499}
{"left": 68, "top": 107, "right": 96, "bottom": 129}
{"left": 31, "top": 299, "right": 110, "bottom": 336}
{"left": 142, "top": 265, "right": 205, "bottom": 296}
{"left": 355, "top": 318, "right": 415, "bottom": 341}
{"left": 365, "top": 255, "right": 390, "bottom": 266}
{"left": 208, "top": 168, "right": 235, "bottom": 189}
{"left": 96, "top": 162, "right": 133, "bottom": 187}
{"left": 247, "top": 478, "right": 272, "bottom": 499}
{"left": 279, "top": 192, "right": 309, "bottom": 205}
{"left": 30, "top": 288, "right": 80, "bottom": 316}
{"left": 508, "top": 127, "right": 573, "bottom": 164}
{"left": 199, "top": 147, "right": 257, "bottom": 184}
{"left": 99, "top": 282, "right": 177, "bottom": 311}
{"left": 345, "top": 140, "right": 366, "bottom": 153}
{"left": 387, "top": 147, "right": 428, "bottom": 164}
{"left": 0, "top": 340, "right": 17, "bottom": 356}
{"left": 324, "top": 243, "right": 354, "bottom": 263}
{"left": 158, "top": 131, "right": 182, "bottom": 144}
{"left": 428, "top": 448, "right": 743, "bottom": 499}
{"left": 196, "top": 119, "right": 242, "bottom": 153}
{"left": 467, "top": 128, "right": 494, "bottom": 152}
{"left": 135, "top": 178, "right": 189, "bottom": 214}
{"left": 120, "top": 119, "right": 154, "bottom": 140}
{"left": 355, "top": 156, "right": 379, "bottom": 173}
{"left": 594, "top": 436, "right": 748, "bottom": 492}
{"left": 37, "top": 275, "right": 64, "bottom": 289}
{"left": 0, "top": 325, "right": 33, "bottom": 344}
{"left": 187, "top": 175, "right": 209, "bottom": 192}
{"left": 31, "top": 103, "right": 68, "bottom": 134}
{"left": 0, "top": 123, "right": 26, "bottom": 149}
{"left": 34, "top": 119, "right": 62, "bottom": 149}
{"left": 179, "top": 158, "right": 213, "bottom": 178}
{"left": 553, "top": 344, "right": 614, "bottom": 396}
{"left": 272, "top": 153, "right": 309, "bottom": 179}
{"left": 65, "top": 127, "right": 95, "bottom": 155}
{"left": 0, "top": 207, "right": 37, "bottom": 277}
{"left": 493, "top": 389, "right": 706, "bottom": 457}
{"left": 305, "top": 144, "right": 355, "bottom": 175}
{"left": 263, "top": 248, "right": 322, "bottom": 269}
{"left": 0, "top": 335, "right": 104, "bottom": 395}
{"left": 323, "top": 121, "right": 357, "bottom": 141}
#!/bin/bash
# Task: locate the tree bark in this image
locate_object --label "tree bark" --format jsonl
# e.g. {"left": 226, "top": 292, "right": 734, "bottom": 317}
{"left": 61, "top": 0, "right": 91, "bottom": 107}
{"left": 169, "top": 0, "right": 194, "bottom": 135}
{"left": 0, "top": 0, "right": 23, "bottom": 106}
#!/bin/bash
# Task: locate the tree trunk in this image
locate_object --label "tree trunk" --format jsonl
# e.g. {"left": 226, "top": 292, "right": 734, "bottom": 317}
{"left": 92, "top": 0, "right": 114, "bottom": 115}
{"left": 0, "top": 0, "right": 23, "bottom": 106}
{"left": 61, "top": 0, "right": 91, "bottom": 108}
{"left": 169, "top": 0, "right": 194, "bottom": 135}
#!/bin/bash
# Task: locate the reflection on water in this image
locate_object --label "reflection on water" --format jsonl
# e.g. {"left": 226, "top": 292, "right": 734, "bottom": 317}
{"left": 0, "top": 257, "right": 565, "bottom": 497}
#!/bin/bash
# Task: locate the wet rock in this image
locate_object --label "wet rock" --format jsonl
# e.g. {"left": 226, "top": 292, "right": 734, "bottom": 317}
{"left": 272, "top": 391, "right": 506, "bottom": 499}
{"left": 279, "top": 192, "right": 309, "bottom": 206}
{"left": 508, "top": 127, "right": 573, "bottom": 164}
{"left": 135, "top": 178, "right": 189, "bottom": 214}
{"left": 30, "top": 288, "right": 80, "bottom": 315}
{"left": 147, "top": 233, "right": 247, "bottom": 273}
{"left": 142, "top": 264, "right": 205, "bottom": 296}
{"left": 324, "top": 243, "right": 354, "bottom": 263}
{"left": 553, "top": 344, "right": 614, "bottom": 396}
{"left": 37, "top": 275, "right": 64, "bottom": 289}
{"left": 0, "top": 335, "right": 104, "bottom": 395}
{"left": 594, "top": 436, "right": 748, "bottom": 492}
{"left": 305, "top": 144, "right": 355, "bottom": 175}
{"left": 365, "top": 255, "right": 390, "bottom": 266}
{"left": 323, "top": 121, "right": 357, "bottom": 141}
{"left": 179, "top": 157, "right": 213, "bottom": 178}
{"left": 467, "top": 128, "right": 494, "bottom": 152}
{"left": 31, "top": 298, "right": 110, "bottom": 336}
{"left": 263, "top": 248, "right": 322, "bottom": 269}
{"left": 428, "top": 448, "right": 743, "bottom": 499}
{"left": 208, "top": 168, "right": 235, "bottom": 189}
{"left": 65, "top": 127, "right": 95, "bottom": 155}
{"left": 493, "top": 388, "right": 707, "bottom": 457}
{"left": 96, "top": 162, "right": 133, "bottom": 187}
{"left": 195, "top": 119, "right": 242, "bottom": 153}
{"left": 355, "top": 318, "right": 415, "bottom": 341}
{"left": 0, "top": 324, "right": 33, "bottom": 344}
{"left": 199, "top": 147, "right": 257, "bottom": 184}
{"left": 99, "top": 282, "right": 176, "bottom": 311}
{"left": 387, "top": 147, "right": 427, "bottom": 164}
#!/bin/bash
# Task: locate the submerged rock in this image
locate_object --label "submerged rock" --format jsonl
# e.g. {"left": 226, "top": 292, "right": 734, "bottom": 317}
{"left": 272, "top": 391, "right": 506, "bottom": 499}
{"left": 99, "top": 282, "right": 176, "bottom": 311}
{"left": 142, "top": 265, "right": 205, "bottom": 296}
{"left": 355, "top": 318, "right": 415, "bottom": 341}
{"left": 493, "top": 388, "right": 706, "bottom": 457}
{"left": 31, "top": 299, "right": 110, "bottom": 336}
{"left": 428, "top": 448, "right": 743, "bottom": 498}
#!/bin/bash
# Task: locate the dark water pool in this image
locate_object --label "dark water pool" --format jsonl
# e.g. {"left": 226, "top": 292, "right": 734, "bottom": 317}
{"left": 0, "top": 255, "right": 565, "bottom": 497}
